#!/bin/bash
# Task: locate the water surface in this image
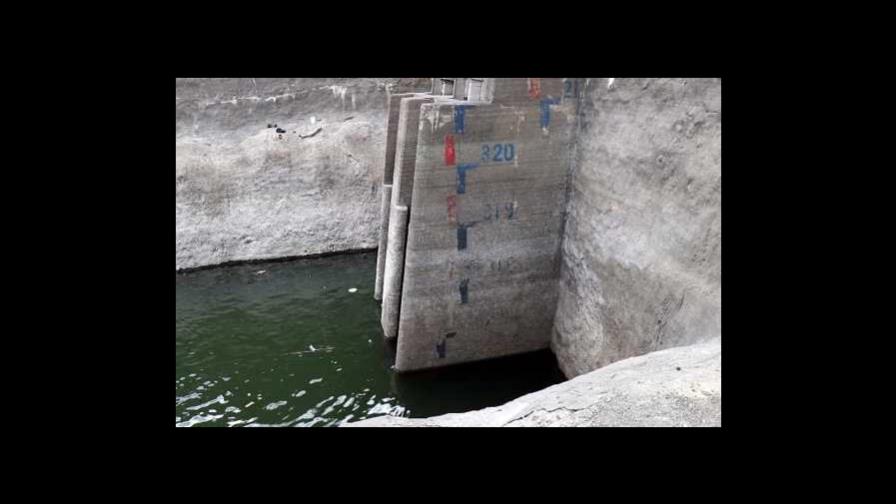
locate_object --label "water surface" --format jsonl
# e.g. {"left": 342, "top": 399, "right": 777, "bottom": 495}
{"left": 175, "top": 252, "right": 565, "bottom": 427}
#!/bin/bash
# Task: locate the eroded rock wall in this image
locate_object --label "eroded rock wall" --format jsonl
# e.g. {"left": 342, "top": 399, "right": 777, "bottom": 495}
{"left": 345, "top": 337, "right": 721, "bottom": 427}
{"left": 175, "top": 78, "right": 429, "bottom": 271}
{"left": 552, "top": 78, "right": 722, "bottom": 378}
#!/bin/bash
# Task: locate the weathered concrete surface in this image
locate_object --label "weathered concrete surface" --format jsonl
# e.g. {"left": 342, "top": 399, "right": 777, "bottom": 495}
{"left": 345, "top": 337, "right": 721, "bottom": 427}
{"left": 380, "top": 96, "right": 435, "bottom": 338}
{"left": 374, "top": 93, "right": 419, "bottom": 300}
{"left": 374, "top": 184, "right": 392, "bottom": 300}
{"left": 380, "top": 204, "right": 408, "bottom": 339}
{"left": 394, "top": 79, "right": 575, "bottom": 371}
{"left": 176, "top": 78, "right": 429, "bottom": 271}
{"left": 552, "top": 78, "right": 722, "bottom": 378}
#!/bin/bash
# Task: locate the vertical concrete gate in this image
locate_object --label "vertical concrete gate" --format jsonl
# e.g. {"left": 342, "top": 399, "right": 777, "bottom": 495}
{"left": 375, "top": 78, "right": 577, "bottom": 372}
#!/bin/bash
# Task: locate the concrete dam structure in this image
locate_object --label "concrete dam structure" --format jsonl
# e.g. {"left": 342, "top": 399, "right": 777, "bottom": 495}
{"left": 375, "top": 78, "right": 577, "bottom": 372}
{"left": 373, "top": 78, "right": 720, "bottom": 378}
{"left": 176, "top": 77, "right": 721, "bottom": 425}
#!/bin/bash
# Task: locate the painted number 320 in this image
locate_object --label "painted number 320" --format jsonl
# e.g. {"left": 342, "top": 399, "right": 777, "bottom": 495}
{"left": 481, "top": 144, "right": 515, "bottom": 163}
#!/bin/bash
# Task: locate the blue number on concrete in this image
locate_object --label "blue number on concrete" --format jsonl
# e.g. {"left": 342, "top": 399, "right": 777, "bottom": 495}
{"left": 563, "top": 79, "right": 578, "bottom": 98}
{"left": 480, "top": 144, "right": 515, "bottom": 163}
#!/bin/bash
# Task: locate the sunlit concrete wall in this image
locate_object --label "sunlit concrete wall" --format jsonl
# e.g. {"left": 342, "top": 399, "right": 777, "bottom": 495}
{"left": 175, "top": 78, "right": 429, "bottom": 271}
{"left": 393, "top": 79, "right": 576, "bottom": 371}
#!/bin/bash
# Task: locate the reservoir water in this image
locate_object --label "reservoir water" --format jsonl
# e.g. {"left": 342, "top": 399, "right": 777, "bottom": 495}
{"left": 176, "top": 252, "right": 565, "bottom": 427}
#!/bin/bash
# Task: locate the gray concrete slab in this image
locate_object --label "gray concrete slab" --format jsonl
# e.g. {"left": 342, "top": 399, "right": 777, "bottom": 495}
{"left": 393, "top": 79, "right": 575, "bottom": 371}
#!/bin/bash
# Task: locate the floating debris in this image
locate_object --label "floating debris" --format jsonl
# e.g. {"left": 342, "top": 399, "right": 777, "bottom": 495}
{"left": 286, "top": 345, "right": 335, "bottom": 356}
{"left": 348, "top": 287, "right": 358, "bottom": 293}
{"left": 256, "top": 270, "right": 266, "bottom": 275}
{"left": 309, "top": 378, "right": 323, "bottom": 384}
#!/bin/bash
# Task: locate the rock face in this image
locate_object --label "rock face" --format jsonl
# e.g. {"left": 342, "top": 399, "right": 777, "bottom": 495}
{"left": 551, "top": 78, "right": 722, "bottom": 378}
{"left": 176, "top": 78, "right": 429, "bottom": 271}
{"left": 344, "top": 337, "right": 720, "bottom": 427}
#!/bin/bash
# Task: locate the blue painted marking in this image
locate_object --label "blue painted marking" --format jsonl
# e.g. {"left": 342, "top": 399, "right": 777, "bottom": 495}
{"left": 456, "top": 163, "right": 478, "bottom": 194}
{"left": 457, "top": 226, "right": 468, "bottom": 250}
{"left": 540, "top": 98, "right": 561, "bottom": 128}
{"left": 459, "top": 279, "right": 469, "bottom": 304}
{"left": 454, "top": 105, "right": 468, "bottom": 134}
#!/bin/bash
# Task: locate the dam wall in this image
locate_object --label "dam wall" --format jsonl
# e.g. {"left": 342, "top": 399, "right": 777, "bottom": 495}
{"left": 175, "top": 78, "right": 429, "bottom": 271}
{"left": 392, "top": 79, "right": 576, "bottom": 371}
{"left": 175, "top": 77, "right": 722, "bottom": 383}
{"left": 372, "top": 79, "right": 577, "bottom": 372}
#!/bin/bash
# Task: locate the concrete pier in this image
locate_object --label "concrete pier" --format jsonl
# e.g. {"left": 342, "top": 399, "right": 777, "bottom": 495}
{"left": 373, "top": 184, "right": 392, "bottom": 300}
{"left": 381, "top": 204, "right": 409, "bottom": 339}
{"left": 379, "top": 95, "right": 436, "bottom": 338}
{"left": 375, "top": 78, "right": 575, "bottom": 371}
{"left": 374, "top": 92, "right": 416, "bottom": 300}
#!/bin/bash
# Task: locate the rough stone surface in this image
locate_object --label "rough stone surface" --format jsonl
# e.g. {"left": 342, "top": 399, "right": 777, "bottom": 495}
{"left": 552, "top": 78, "right": 722, "bottom": 378}
{"left": 176, "top": 78, "right": 429, "bottom": 271}
{"left": 345, "top": 337, "right": 721, "bottom": 427}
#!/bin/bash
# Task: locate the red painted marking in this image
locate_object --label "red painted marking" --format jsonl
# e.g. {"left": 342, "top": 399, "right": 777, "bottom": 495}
{"left": 528, "top": 78, "right": 541, "bottom": 99}
{"left": 447, "top": 195, "right": 457, "bottom": 225}
{"left": 444, "top": 134, "right": 456, "bottom": 165}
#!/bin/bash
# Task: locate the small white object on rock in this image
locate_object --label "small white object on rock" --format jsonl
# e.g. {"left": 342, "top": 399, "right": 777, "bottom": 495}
{"left": 348, "top": 287, "right": 358, "bottom": 293}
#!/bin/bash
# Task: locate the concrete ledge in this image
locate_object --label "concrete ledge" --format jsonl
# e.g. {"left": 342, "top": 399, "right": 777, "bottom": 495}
{"left": 344, "top": 338, "right": 721, "bottom": 427}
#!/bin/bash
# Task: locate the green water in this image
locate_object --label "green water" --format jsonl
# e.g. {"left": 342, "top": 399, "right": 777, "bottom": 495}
{"left": 175, "top": 252, "right": 565, "bottom": 427}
